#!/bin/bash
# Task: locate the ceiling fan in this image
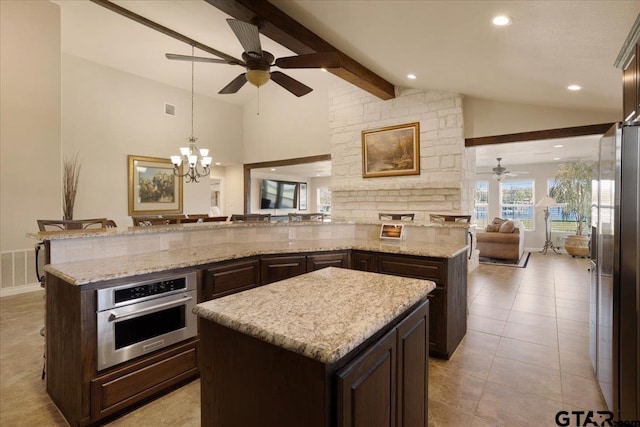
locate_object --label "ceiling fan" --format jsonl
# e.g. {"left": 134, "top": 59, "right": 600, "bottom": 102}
{"left": 478, "top": 157, "right": 529, "bottom": 181}
{"left": 165, "top": 19, "right": 340, "bottom": 97}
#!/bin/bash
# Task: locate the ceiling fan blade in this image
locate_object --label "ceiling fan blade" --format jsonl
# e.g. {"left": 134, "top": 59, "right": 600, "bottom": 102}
{"left": 226, "top": 19, "right": 262, "bottom": 57}
{"left": 275, "top": 52, "right": 341, "bottom": 69}
{"left": 270, "top": 71, "right": 313, "bottom": 97}
{"left": 165, "top": 53, "right": 243, "bottom": 65}
{"left": 219, "top": 73, "right": 248, "bottom": 94}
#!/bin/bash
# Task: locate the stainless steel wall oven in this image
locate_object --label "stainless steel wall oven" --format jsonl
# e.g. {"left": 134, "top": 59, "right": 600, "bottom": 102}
{"left": 96, "top": 272, "right": 197, "bottom": 371}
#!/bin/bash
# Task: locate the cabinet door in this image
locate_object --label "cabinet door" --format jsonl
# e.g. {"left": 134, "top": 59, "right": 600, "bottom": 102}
{"left": 307, "top": 251, "right": 349, "bottom": 271}
{"left": 337, "top": 329, "right": 397, "bottom": 427}
{"left": 376, "top": 254, "right": 444, "bottom": 286}
{"left": 203, "top": 259, "right": 260, "bottom": 301}
{"left": 260, "top": 255, "right": 306, "bottom": 285}
{"left": 396, "top": 301, "right": 429, "bottom": 427}
{"left": 351, "top": 251, "right": 377, "bottom": 272}
{"left": 426, "top": 288, "right": 446, "bottom": 357}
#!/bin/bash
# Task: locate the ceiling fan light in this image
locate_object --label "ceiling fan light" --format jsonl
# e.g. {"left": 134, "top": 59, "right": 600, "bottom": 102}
{"left": 492, "top": 174, "right": 504, "bottom": 182}
{"left": 246, "top": 69, "right": 270, "bottom": 87}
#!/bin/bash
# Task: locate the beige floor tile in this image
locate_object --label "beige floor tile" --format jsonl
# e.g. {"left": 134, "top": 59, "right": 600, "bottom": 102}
{"left": 428, "top": 399, "right": 474, "bottom": 427}
{"left": 471, "top": 416, "right": 507, "bottom": 427}
{"left": 516, "top": 285, "right": 555, "bottom": 297}
{"left": 496, "top": 337, "right": 560, "bottom": 370}
{"left": 557, "top": 318, "right": 590, "bottom": 338}
{"left": 555, "top": 296, "right": 590, "bottom": 311}
{"left": 507, "top": 309, "right": 557, "bottom": 328}
{"left": 469, "top": 303, "right": 511, "bottom": 321}
{"left": 556, "top": 306, "right": 590, "bottom": 323}
{"left": 429, "top": 363, "right": 485, "bottom": 414}
{"left": 476, "top": 381, "right": 564, "bottom": 427}
{"left": 558, "top": 332, "right": 590, "bottom": 354}
{"left": 560, "top": 349, "right": 597, "bottom": 379}
{"left": 468, "top": 315, "right": 506, "bottom": 336}
{"left": 561, "top": 371, "right": 607, "bottom": 409}
{"left": 510, "top": 300, "right": 557, "bottom": 317}
{"left": 486, "top": 356, "right": 563, "bottom": 401}
{"left": 471, "top": 295, "right": 514, "bottom": 310}
{"left": 502, "top": 322, "right": 558, "bottom": 347}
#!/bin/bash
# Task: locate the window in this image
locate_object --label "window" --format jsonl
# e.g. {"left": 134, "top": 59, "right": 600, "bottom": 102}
{"left": 475, "top": 181, "right": 489, "bottom": 228}
{"left": 317, "top": 188, "right": 332, "bottom": 214}
{"left": 500, "top": 180, "right": 534, "bottom": 230}
{"left": 546, "top": 179, "right": 584, "bottom": 234}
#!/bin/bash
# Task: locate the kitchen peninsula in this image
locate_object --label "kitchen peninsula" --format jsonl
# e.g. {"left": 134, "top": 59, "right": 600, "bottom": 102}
{"left": 194, "top": 267, "right": 436, "bottom": 427}
{"left": 31, "top": 220, "right": 469, "bottom": 426}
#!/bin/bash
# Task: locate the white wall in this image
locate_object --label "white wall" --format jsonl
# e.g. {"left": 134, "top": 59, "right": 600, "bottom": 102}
{"left": 464, "top": 97, "right": 619, "bottom": 139}
{"left": 1, "top": 0, "right": 61, "bottom": 251}
{"left": 242, "top": 72, "right": 334, "bottom": 163}
{"left": 222, "top": 164, "right": 245, "bottom": 217}
{"left": 61, "top": 54, "right": 244, "bottom": 228}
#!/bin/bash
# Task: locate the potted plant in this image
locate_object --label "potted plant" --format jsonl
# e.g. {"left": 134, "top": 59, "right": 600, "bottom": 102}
{"left": 549, "top": 161, "right": 592, "bottom": 257}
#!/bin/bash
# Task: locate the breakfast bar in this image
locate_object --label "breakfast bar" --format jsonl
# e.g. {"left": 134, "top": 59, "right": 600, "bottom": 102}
{"left": 194, "top": 267, "right": 436, "bottom": 427}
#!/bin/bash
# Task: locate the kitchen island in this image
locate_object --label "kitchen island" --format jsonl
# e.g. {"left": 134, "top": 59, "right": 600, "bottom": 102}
{"left": 32, "top": 220, "right": 467, "bottom": 426}
{"left": 194, "top": 267, "right": 436, "bottom": 427}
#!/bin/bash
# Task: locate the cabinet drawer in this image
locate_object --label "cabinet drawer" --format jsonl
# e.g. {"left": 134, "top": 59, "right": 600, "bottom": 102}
{"left": 307, "top": 251, "right": 349, "bottom": 271}
{"left": 260, "top": 255, "right": 306, "bottom": 285}
{"left": 351, "top": 251, "right": 377, "bottom": 272}
{"left": 91, "top": 340, "right": 198, "bottom": 421}
{"left": 205, "top": 259, "right": 260, "bottom": 300}
{"left": 377, "top": 254, "right": 444, "bottom": 286}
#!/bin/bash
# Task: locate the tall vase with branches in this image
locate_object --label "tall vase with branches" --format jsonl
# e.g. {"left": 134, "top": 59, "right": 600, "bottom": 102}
{"left": 63, "top": 154, "right": 81, "bottom": 221}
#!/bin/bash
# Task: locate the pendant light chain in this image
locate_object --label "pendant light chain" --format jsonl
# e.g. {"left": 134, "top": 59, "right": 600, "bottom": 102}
{"left": 170, "top": 44, "right": 212, "bottom": 183}
{"left": 191, "top": 45, "right": 194, "bottom": 137}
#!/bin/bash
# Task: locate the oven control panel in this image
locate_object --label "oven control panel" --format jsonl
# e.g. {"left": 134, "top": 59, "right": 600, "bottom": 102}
{"left": 114, "top": 277, "right": 186, "bottom": 304}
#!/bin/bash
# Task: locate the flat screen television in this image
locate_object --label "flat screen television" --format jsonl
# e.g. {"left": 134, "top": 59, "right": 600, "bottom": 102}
{"left": 260, "top": 179, "right": 298, "bottom": 209}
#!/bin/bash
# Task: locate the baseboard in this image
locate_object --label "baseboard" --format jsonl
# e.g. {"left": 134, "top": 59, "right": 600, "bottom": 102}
{"left": 0, "top": 283, "right": 42, "bottom": 298}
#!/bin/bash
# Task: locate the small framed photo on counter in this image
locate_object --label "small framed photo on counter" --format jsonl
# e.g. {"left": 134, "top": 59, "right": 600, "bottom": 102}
{"left": 380, "top": 223, "right": 405, "bottom": 240}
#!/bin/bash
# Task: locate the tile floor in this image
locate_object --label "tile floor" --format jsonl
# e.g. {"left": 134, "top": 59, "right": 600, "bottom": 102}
{"left": 0, "top": 252, "right": 605, "bottom": 426}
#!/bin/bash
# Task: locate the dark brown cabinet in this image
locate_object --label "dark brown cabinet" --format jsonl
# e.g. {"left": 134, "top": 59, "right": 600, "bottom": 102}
{"left": 260, "top": 254, "right": 306, "bottom": 284}
{"left": 351, "top": 250, "right": 466, "bottom": 359}
{"left": 202, "top": 258, "right": 259, "bottom": 300}
{"left": 307, "top": 251, "right": 350, "bottom": 271}
{"left": 337, "top": 300, "right": 429, "bottom": 427}
{"left": 200, "top": 297, "right": 429, "bottom": 427}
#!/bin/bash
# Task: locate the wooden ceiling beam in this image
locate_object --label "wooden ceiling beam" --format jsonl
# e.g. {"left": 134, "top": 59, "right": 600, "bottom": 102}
{"left": 204, "top": 0, "right": 396, "bottom": 100}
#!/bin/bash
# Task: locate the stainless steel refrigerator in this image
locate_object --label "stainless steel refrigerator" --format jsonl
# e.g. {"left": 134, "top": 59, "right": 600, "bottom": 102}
{"left": 590, "top": 122, "right": 639, "bottom": 421}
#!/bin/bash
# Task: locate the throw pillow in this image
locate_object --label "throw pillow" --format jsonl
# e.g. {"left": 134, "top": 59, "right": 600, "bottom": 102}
{"left": 485, "top": 224, "right": 501, "bottom": 232}
{"left": 492, "top": 217, "right": 507, "bottom": 225}
{"left": 499, "top": 220, "right": 515, "bottom": 233}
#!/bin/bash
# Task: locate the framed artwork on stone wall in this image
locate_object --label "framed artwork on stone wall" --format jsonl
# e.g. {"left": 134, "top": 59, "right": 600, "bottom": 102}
{"left": 128, "top": 155, "right": 183, "bottom": 215}
{"left": 361, "top": 122, "right": 420, "bottom": 178}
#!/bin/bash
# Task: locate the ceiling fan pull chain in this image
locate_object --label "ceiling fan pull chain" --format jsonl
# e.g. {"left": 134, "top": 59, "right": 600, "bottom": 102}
{"left": 257, "top": 86, "right": 260, "bottom": 116}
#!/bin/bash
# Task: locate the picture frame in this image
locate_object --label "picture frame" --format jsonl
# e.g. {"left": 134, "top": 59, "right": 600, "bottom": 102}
{"left": 380, "top": 223, "right": 405, "bottom": 240}
{"left": 128, "top": 155, "right": 183, "bottom": 215}
{"left": 299, "top": 182, "right": 307, "bottom": 210}
{"left": 362, "top": 122, "right": 420, "bottom": 178}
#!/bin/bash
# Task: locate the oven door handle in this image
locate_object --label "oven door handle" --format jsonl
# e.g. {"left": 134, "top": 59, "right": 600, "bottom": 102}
{"left": 108, "top": 295, "right": 193, "bottom": 322}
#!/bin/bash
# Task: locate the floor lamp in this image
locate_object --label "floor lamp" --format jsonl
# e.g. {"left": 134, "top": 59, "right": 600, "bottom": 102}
{"left": 536, "top": 195, "right": 560, "bottom": 255}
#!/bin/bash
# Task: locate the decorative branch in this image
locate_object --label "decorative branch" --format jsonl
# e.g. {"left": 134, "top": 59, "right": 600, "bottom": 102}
{"left": 63, "top": 154, "right": 81, "bottom": 221}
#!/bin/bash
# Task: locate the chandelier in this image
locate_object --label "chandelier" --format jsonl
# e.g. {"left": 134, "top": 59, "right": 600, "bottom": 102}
{"left": 170, "top": 46, "right": 212, "bottom": 183}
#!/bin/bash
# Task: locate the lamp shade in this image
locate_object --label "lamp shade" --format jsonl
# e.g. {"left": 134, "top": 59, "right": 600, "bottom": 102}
{"left": 536, "top": 195, "right": 557, "bottom": 208}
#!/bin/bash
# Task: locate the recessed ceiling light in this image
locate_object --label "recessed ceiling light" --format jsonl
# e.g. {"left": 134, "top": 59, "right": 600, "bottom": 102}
{"left": 553, "top": 144, "right": 564, "bottom": 148}
{"left": 553, "top": 157, "right": 561, "bottom": 161}
{"left": 215, "top": 162, "right": 221, "bottom": 166}
{"left": 492, "top": 15, "right": 512, "bottom": 26}
{"left": 270, "top": 168, "right": 276, "bottom": 171}
{"left": 320, "top": 68, "right": 327, "bottom": 73}
{"left": 567, "top": 85, "right": 582, "bottom": 91}
{"left": 407, "top": 74, "right": 417, "bottom": 80}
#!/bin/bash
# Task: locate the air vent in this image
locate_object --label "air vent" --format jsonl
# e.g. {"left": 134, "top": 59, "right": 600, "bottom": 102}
{"left": 164, "top": 103, "right": 176, "bottom": 116}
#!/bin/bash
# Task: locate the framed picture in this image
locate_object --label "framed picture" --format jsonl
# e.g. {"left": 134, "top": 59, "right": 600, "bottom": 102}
{"left": 362, "top": 122, "right": 420, "bottom": 178}
{"left": 380, "top": 223, "right": 405, "bottom": 240}
{"left": 128, "top": 155, "right": 183, "bottom": 215}
{"left": 299, "top": 182, "right": 307, "bottom": 210}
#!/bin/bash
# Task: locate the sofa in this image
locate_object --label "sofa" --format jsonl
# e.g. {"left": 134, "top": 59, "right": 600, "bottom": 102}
{"left": 476, "top": 218, "right": 525, "bottom": 261}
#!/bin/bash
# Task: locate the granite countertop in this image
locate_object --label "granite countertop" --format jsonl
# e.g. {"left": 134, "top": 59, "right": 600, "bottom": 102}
{"left": 193, "top": 267, "right": 436, "bottom": 364}
{"left": 43, "top": 238, "right": 468, "bottom": 285}
{"left": 27, "top": 218, "right": 471, "bottom": 241}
